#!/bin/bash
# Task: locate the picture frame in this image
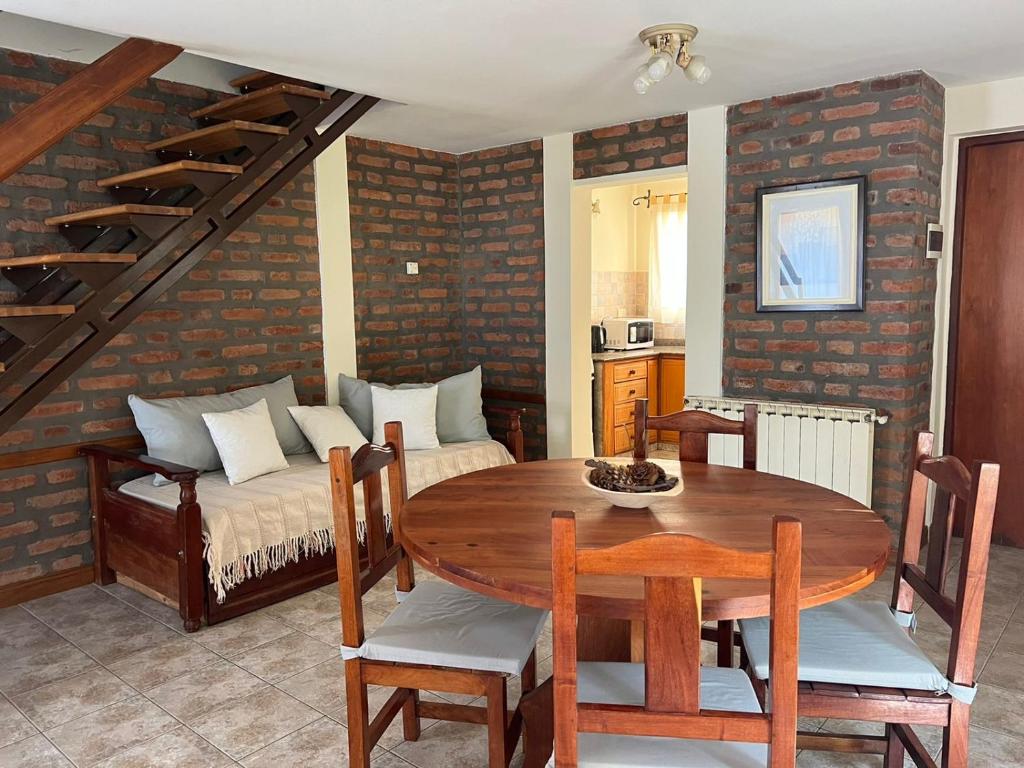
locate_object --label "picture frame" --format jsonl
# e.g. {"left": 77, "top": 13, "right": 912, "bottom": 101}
{"left": 755, "top": 177, "right": 866, "bottom": 312}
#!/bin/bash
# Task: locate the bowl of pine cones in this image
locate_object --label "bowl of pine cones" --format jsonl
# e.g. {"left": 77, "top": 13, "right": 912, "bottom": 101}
{"left": 582, "top": 458, "right": 683, "bottom": 509}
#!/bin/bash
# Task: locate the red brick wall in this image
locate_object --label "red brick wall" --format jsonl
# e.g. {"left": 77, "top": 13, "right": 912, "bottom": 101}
{"left": 573, "top": 114, "right": 687, "bottom": 179}
{"left": 722, "top": 71, "right": 944, "bottom": 523}
{"left": 347, "top": 137, "right": 548, "bottom": 459}
{"left": 0, "top": 49, "right": 324, "bottom": 586}
{"left": 459, "top": 140, "right": 546, "bottom": 459}
{"left": 346, "top": 137, "right": 462, "bottom": 381}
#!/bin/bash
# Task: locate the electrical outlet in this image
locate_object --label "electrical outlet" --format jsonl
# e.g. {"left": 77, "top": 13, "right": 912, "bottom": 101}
{"left": 406, "top": 262, "right": 419, "bottom": 275}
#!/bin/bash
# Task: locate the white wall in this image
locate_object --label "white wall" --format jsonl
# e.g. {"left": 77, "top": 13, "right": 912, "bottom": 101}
{"left": 929, "top": 75, "right": 1024, "bottom": 449}
{"left": 682, "top": 105, "right": 728, "bottom": 397}
{"left": 314, "top": 135, "right": 358, "bottom": 405}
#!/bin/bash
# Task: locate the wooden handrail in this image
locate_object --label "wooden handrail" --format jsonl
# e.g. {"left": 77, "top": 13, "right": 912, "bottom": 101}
{"left": 0, "top": 37, "right": 182, "bottom": 182}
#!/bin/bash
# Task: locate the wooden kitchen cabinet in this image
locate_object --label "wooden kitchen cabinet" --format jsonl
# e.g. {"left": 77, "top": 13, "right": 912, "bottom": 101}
{"left": 657, "top": 354, "right": 686, "bottom": 445}
{"left": 595, "top": 350, "right": 685, "bottom": 456}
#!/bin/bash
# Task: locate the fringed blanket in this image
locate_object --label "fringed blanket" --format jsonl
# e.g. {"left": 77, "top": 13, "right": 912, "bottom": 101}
{"left": 118, "top": 440, "right": 515, "bottom": 601}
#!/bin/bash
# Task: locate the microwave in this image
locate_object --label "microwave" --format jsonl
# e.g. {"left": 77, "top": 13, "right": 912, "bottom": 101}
{"left": 603, "top": 318, "right": 655, "bottom": 350}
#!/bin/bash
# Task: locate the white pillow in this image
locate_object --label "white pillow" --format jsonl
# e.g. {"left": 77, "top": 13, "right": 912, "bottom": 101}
{"left": 371, "top": 384, "right": 440, "bottom": 450}
{"left": 201, "top": 399, "right": 290, "bottom": 485}
{"left": 287, "top": 405, "right": 368, "bottom": 462}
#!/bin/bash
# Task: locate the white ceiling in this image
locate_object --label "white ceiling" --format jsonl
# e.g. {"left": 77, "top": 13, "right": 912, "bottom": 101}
{"left": 3, "top": 1, "right": 1024, "bottom": 153}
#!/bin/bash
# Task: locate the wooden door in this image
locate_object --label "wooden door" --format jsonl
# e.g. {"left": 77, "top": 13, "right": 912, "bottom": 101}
{"left": 946, "top": 132, "right": 1024, "bottom": 546}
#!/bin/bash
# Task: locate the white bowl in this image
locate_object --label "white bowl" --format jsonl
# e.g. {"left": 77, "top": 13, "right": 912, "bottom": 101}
{"left": 582, "top": 459, "right": 685, "bottom": 509}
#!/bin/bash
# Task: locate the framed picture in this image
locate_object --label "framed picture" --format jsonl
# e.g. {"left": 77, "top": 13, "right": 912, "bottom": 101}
{"left": 755, "top": 177, "right": 866, "bottom": 312}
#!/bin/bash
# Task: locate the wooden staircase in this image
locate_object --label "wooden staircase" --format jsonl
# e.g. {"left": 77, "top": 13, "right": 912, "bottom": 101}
{"left": 0, "top": 69, "right": 377, "bottom": 435}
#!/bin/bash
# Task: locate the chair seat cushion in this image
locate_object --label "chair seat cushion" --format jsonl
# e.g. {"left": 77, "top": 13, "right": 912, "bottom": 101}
{"left": 740, "top": 599, "right": 949, "bottom": 695}
{"left": 547, "top": 663, "right": 768, "bottom": 768}
{"left": 352, "top": 581, "right": 547, "bottom": 675}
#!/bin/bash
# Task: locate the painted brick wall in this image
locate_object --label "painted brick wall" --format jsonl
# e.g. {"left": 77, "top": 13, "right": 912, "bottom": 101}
{"left": 0, "top": 49, "right": 324, "bottom": 585}
{"left": 722, "top": 71, "right": 945, "bottom": 523}
{"left": 573, "top": 114, "right": 687, "bottom": 179}
{"left": 459, "top": 140, "right": 546, "bottom": 459}
{"left": 346, "top": 137, "right": 462, "bottom": 382}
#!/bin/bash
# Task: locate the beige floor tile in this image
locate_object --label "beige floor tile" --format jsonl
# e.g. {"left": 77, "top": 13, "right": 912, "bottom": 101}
{"left": 190, "top": 686, "right": 320, "bottom": 760}
{"left": 980, "top": 649, "right": 1024, "bottom": 693}
{"left": 390, "top": 718, "right": 493, "bottom": 768}
{"left": 993, "top": 620, "right": 1024, "bottom": 655}
{"left": 331, "top": 688, "right": 444, "bottom": 749}
{"left": 91, "top": 725, "right": 234, "bottom": 768}
{"left": 191, "top": 613, "right": 294, "bottom": 656}
{"left": 303, "top": 607, "right": 387, "bottom": 646}
{"left": 971, "top": 681, "right": 1024, "bottom": 740}
{"left": 962, "top": 724, "right": 1024, "bottom": 764}
{"left": 23, "top": 586, "right": 125, "bottom": 631}
{"left": 240, "top": 715, "right": 382, "bottom": 767}
{"left": 0, "top": 609, "right": 69, "bottom": 664}
{"left": 146, "top": 659, "right": 267, "bottom": 722}
{"left": 274, "top": 657, "right": 348, "bottom": 713}
{"left": 44, "top": 695, "right": 177, "bottom": 768}
{"left": 68, "top": 612, "right": 182, "bottom": 666}
{"left": 0, "top": 695, "right": 37, "bottom": 749}
{"left": 107, "top": 635, "right": 221, "bottom": 691}
{"left": 262, "top": 590, "right": 341, "bottom": 631}
{"left": 231, "top": 631, "right": 338, "bottom": 683}
{"left": 100, "top": 582, "right": 187, "bottom": 632}
{"left": 11, "top": 667, "right": 134, "bottom": 730}
{"left": 0, "top": 642, "right": 97, "bottom": 697}
{"left": 374, "top": 753, "right": 418, "bottom": 767}
{"left": 0, "top": 733, "right": 73, "bottom": 767}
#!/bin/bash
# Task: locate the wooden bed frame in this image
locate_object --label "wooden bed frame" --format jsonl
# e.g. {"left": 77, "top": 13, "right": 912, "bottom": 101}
{"left": 81, "top": 406, "right": 525, "bottom": 632}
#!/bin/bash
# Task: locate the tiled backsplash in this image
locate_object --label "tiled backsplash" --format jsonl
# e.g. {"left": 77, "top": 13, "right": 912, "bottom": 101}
{"left": 591, "top": 270, "right": 685, "bottom": 342}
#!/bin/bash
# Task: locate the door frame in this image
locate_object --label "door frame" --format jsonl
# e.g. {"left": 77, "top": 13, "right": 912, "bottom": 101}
{"left": 941, "top": 130, "right": 1024, "bottom": 464}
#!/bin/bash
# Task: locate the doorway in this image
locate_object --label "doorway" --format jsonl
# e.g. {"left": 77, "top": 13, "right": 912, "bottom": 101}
{"left": 945, "top": 130, "right": 1024, "bottom": 546}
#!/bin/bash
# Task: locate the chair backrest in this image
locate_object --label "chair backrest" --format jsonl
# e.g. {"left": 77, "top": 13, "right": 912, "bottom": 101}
{"left": 329, "top": 420, "right": 416, "bottom": 651}
{"left": 633, "top": 398, "right": 758, "bottom": 470}
{"left": 551, "top": 512, "right": 802, "bottom": 767}
{"left": 891, "top": 430, "right": 1000, "bottom": 693}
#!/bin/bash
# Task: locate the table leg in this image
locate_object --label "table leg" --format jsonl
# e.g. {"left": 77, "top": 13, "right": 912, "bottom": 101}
{"left": 520, "top": 615, "right": 631, "bottom": 767}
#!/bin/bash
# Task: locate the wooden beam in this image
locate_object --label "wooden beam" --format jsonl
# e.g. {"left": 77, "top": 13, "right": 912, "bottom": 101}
{"left": 0, "top": 37, "right": 182, "bottom": 182}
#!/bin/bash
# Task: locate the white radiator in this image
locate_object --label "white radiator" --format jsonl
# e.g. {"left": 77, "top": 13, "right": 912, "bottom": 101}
{"left": 683, "top": 396, "right": 888, "bottom": 506}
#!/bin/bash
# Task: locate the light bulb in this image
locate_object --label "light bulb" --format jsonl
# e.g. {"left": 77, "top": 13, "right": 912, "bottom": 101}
{"left": 684, "top": 55, "right": 711, "bottom": 85}
{"left": 645, "top": 50, "right": 674, "bottom": 82}
{"left": 633, "top": 65, "right": 653, "bottom": 95}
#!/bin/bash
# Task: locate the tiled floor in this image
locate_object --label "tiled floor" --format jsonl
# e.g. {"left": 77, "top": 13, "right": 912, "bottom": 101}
{"left": 2, "top": 543, "right": 1024, "bottom": 767}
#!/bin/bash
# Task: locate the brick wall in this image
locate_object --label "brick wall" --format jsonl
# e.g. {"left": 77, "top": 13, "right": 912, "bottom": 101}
{"left": 459, "top": 140, "right": 546, "bottom": 459}
{"left": 346, "top": 137, "right": 462, "bottom": 382}
{"left": 573, "top": 114, "right": 687, "bottom": 179}
{"left": 347, "top": 137, "right": 548, "bottom": 459}
{"left": 722, "top": 71, "right": 944, "bottom": 523}
{"left": 0, "top": 49, "right": 324, "bottom": 586}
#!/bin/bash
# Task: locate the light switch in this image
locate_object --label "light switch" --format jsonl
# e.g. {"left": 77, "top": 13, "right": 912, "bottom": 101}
{"left": 406, "top": 262, "right": 419, "bottom": 275}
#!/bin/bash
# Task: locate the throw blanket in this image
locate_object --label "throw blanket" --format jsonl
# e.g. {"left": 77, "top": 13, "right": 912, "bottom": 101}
{"left": 118, "top": 440, "right": 515, "bottom": 601}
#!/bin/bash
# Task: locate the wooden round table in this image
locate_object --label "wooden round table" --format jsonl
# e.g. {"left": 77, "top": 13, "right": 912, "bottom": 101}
{"left": 400, "top": 458, "right": 891, "bottom": 623}
{"left": 399, "top": 458, "right": 891, "bottom": 768}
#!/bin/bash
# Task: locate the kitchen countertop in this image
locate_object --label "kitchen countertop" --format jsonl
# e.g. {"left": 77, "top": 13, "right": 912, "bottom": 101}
{"left": 592, "top": 345, "right": 686, "bottom": 362}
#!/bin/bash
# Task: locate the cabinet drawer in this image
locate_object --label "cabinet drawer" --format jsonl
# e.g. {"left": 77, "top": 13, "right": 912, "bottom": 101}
{"left": 613, "top": 378, "right": 647, "bottom": 404}
{"left": 612, "top": 360, "right": 648, "bottom": 383}
{"left": 613, "top": 423, "right": 635, "bottom": 455}
{"left": 613, "top": 401, "right": 638, "bottom": 426}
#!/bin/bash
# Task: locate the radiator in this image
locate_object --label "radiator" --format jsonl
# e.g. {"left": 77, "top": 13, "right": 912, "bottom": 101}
{"left": 682, "top": 396, "right": 888, "bottom": 506}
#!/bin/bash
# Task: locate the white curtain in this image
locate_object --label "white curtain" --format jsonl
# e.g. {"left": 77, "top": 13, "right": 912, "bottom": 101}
{"left": 647, "top": 194, "right": 687, "bottom": 324}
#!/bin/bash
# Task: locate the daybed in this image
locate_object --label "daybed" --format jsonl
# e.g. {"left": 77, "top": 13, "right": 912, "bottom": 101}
{"left": 82, "top": 383, "right": 525, "bottom": 633}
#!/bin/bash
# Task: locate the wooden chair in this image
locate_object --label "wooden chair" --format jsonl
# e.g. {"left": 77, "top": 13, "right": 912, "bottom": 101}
{"left": 330, "top": 421, "right": 548, "bottom": 768}
{"left": 551, "top": 511, "right": 802, "bottom": 767}
{"left": 633, "top": 397, "right": 758, "bottom": 470}
{"left": 739, "top": 431, "right": 1000, "bottom": 768}
{"left": 633, "top": 397, "right": 759, "bottom": 667}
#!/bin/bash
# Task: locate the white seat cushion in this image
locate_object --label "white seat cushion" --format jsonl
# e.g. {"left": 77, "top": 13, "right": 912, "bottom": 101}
{"left": 547, "top": 663, "right": 768, "bottom": 768}
{"left": 348, "top": 581, "right": 547, "bottom": 675}
{"left": 740, "top": 599, "right": 950, "bottom": 696}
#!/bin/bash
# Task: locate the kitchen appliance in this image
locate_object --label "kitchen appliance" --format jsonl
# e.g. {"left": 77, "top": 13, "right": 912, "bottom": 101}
{"left": 591, "top": 324, "right": 607, "bottom": 353}
{"left": 603, "top": 317, "right": 655, "bottom": 350}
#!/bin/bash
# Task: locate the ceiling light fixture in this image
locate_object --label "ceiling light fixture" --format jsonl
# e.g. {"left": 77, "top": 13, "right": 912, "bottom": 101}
{"left": 634, "top": 23, "right": 711, "bottom": 94}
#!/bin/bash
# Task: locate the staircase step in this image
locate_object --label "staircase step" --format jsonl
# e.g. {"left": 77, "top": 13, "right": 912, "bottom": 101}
{"left": 145, "top": 120, "right": 288, "bottom": 156}
{"left": 0, "top": 253, "right": 136, "bottom": 269}
{"left": 98, "top": 160, "right": 243, "bottom": 190}
{"left": 0, "top": 305, "right": 75, "bottom": 318}
{"left": 45, "top": 205, "right": 192, "bottom": 228}
{"left": 191, "top": 84, "right": 330, "bottom": 122}
{"left": 229, "top": 70, "right": 324, "bottom": 93}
